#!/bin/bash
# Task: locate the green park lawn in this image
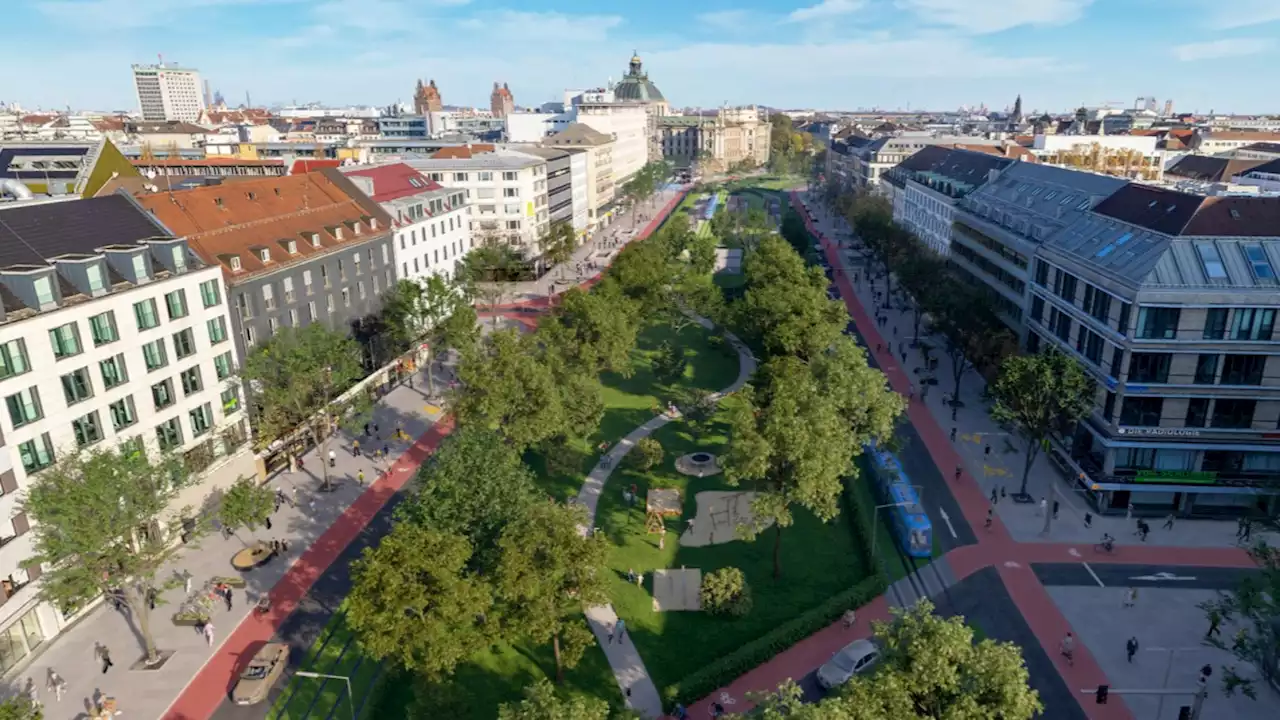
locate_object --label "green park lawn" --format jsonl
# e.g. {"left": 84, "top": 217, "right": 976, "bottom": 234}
{"left": 267, "top": 607, "right": 384, "bottom": 720}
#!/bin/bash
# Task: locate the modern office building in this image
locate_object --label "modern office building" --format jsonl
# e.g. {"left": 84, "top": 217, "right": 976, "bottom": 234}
{"left": 511, "top": 146, "right": 575, "bottom": 229}
{"left": 948, "top": 162, "right": 1126, "bottom": 333}
{"left": 0, "top": 195, "right": 251, "bottom": 664}
{"left": 543, "top": 124, "right": 616, "bottom": 231}
{"left": 342, "top": 163, "right": 473, "bottom": 283}
{"left": 1023, "top": 185, "right": 1280, "bottom": 517}
{"left": 136, "top": 171, "right": 396, "bottom": 361}
{"left": 131, "top": 63, "right": 207, "bottom": 123}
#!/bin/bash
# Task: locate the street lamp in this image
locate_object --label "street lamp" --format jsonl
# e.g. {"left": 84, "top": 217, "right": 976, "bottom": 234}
{"left": 1147, "top": 647, "right": 1201, "bottom": 720}
{"left": 294, "top": 670, "right": 355, "bottom": 720}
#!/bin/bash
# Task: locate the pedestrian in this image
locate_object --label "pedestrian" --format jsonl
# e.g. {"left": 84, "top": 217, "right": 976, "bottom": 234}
{"left": 363, "top": 422, "right": 371, "bottom": 436}
{"left": 1060, "top": 632, "right": 1075, "bottom": 666}
{"left": 950, "top": 427, "right": 957, "bottom": 442}
{"left": 711, "top": 701, "right": 726, "bottom": 718}
{"left": 352, "top": 438, "right": 360, "bottom": 457}
{"left": 614, "top": 618, "right": 627, "bottom": 644}
{"left": 382, "top": 443, "right": 390, "bottom": 457}
{"left": 990, "top": 487, "right": 998, "bottom": 505}
{"left": 290, "top": 485, "right": 298, "bottom": 506}
{"left": 1236, "top": 516, "right": 1246, "bottom": 539}
{"left": 147, "top": 587, "right": 157, "bottom": 610}
{"left": 1126, "top": 636, "right": 1139, "bottom": 663}
{"left": 984, "top": 444, "right": 991, "bottom": 457}
{"left": 1126, "top": 502, "right": 1134, "bottom": 520}
{"left": 985, "top": 508, "right": 993, "bottom": 530}
{"left": 1038, "top": 497, "right": 1047, "bottom": 516}
{"left": 97, "top": 643, "right": 114, "bottom": 673}
{"left": 204, "top": 621, "right": 216, "bottom": 646}
{"left": 607, "top": 621, "right": 616, "bottom": 644}
{"left": 673, "top": 702, "right": 689, "bottom": 720}
{"left": 1052, "top": 500, "right": 1060, "bottom": 519}
{"left": 265, "top": 514, "right": 272, "bottom": 530}
{"left": 842, "top": 609, "right": 857, "bottom": 628}
{"left": 627, "top": 568, "right": 636, "bottom": 584}
{"left": 281, "top": 538, "right": 291, "bottom": 552}
{"left": 1084, "top": 511, "right": 1093, "bottom": 528}
{"left": 46, "top": 668, "right": 66, "bottom": 701}
{"left": 954, "top": 465, "right": 962, "bottom": 481}
{"left": 1163, "top": 513, "right": 1175, "bottom": 530}
{"left": 635, "top": 571, "right": 643, "bottom": 588}
{"left": 328, "top": 449, "right": 336, "bottom": 468}
{"left": 1242, "top": 518, "right": 1253, "bottom": 542}
{"left": 1206, "top": 609, "right": 1222, "bottom": 639}
{"left": 1123, "top": 586, "right": 1137, "bottom": 608}
{"left": 357, "top": 470, "right": 365, "bottom": 486}
{"left": 224, "top": 586, "right": 233, "bottom": 611}
{"left": 183, "top": 570, "right": 193, "bottom": 595}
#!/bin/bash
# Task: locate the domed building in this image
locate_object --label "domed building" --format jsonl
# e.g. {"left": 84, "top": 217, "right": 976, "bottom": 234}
{"left": 613, "top": 53, "right": 669, "bottom": 116}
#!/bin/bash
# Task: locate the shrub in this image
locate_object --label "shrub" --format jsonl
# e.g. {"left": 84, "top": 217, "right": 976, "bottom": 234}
{"left": 628, "top": 437, "right": 664, "bottom": 472}
{"left": 700, "top": 567, "right": 752, "bottom": 617}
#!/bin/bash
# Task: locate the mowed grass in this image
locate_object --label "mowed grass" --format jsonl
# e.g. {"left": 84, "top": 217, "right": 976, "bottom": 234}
{"left": 594, "top": 407, "right": 874, "bottom": 691}
{"left": 267, "top": 609, "right": 384, "bottom": 720}
{"left": 524, "top": 320, "right": 742, "bottom": 501}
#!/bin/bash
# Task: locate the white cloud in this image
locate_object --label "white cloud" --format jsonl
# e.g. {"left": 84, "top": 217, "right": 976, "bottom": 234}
{"left": 788, "top": 0, "right": 866, "bottom": 23}
{"left": 1172, "top": 38, "right": 1275, "bottom": 61}
{"left": 1204, "top": 0, "right": 1280, "bottom": 30}
{"left": 895, "top": 0, "right": 1093, "bottom": 33}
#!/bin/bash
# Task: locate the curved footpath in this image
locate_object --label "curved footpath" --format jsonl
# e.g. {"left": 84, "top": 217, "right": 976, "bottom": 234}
{"left": 575, "top": 315, "right": 757, "bottom": 718}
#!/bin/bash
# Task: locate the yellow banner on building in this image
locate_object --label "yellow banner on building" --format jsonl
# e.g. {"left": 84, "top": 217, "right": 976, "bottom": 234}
{"left": 526, "top": 201, "right": 535, "bottom": 217}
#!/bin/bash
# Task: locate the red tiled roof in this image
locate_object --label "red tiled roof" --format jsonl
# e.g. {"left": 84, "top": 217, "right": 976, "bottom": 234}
{"left": 430, "top": 143, "right": 495, "bottom": 159}
{"left": 343, "top": 163, "right": 443, "bottom": 203}
{"left": 135, "top": 170, "right": 393, "bottom": 283}
{"left": 289, "top": 159, "right": 343, "bottom": 175}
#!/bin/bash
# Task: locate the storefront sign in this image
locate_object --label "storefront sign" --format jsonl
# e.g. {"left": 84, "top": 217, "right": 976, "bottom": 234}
{"left": 1134, "top": 470, "right": 1218, "bottom": 485}
{"left": 1116, "top": 427, "right": 1202, "bottom": 437}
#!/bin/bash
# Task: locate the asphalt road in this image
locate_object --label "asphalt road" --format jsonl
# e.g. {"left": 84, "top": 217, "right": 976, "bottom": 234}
{"left": 1033, "top": 563, "right": 1259, "bottom": 590}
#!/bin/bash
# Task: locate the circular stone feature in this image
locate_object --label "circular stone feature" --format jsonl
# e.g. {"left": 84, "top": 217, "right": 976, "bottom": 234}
{"left": 675, "top": 452, "right": 721, "bottom": 478}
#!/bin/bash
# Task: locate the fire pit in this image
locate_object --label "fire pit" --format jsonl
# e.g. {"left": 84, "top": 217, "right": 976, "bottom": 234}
{"left": 675, "top": 452, "right": 721, "bottom": 478}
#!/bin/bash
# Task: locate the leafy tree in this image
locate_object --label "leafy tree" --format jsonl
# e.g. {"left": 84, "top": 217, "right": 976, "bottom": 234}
{"left": 723, "top": 339, "right": 902, "bottom": 578}
{"left": 453, "top": 329, "right": 565, "bottom": 451}
{"left": 925, "top": 278, "right": 1011, "bottom": 406}
{"left": 685, "top": 224, "right": 718, "bottom": 276}
{"left": 989, "top": 350, "right": 1094, "bottom": 498}
{"left": 733, "top": 235, "right": 845, "bottom": 362}
{"left": 381, "top": 275, "right": 472, "bottom": 397}
{"left": 681, "top": 388, "right": 719, "bottom": 431}
{"left": 398, "top": 426, "right": 539, "bottom": 572}
{"left": 347, "top": 522, "right": 493, "bottom": 677}
{"left": 650, "top": 341, "right": 688, "bottom": 385}
{"left": 738, "top": 680, "right": 838, "bottom": 720}
{"left": 495, "top": 500, "right": 611, "bottom": 683}
{"left": 701, "top": 567, "right": 752, "bottom": 616}
{"left": 218, "top": 476, "right": 275, "bottom": 538}
{"left": 541, "top": 221, "right": 578, "bottom": 278}
{"left": 608, "top": 237, "right": 675, "bottom": 313}
{"left": 1199, "top": 542, "right": 1280, "bottom": 699}
{"left": 498, "top": 680, "right": 611, "bottom": 720}
{"left": 240, "top": 324, "right": 369, "bottom": 490}
{"left": 0, "top": 695, "right": 42, "bottom": 720}
{"left": 22, "top": 445, "right": 198, "bottom": 666}
{"left": 557, "top": 371, "right": 606, "bottom": 439}
{"left": 628, "top": 437, "right": 665, "bottom": 472}
{"left": 668, "top": 271, "right": 724, "bottom": 333}
{"left": 539, "top": 285, "right": 640, "bottom": 378}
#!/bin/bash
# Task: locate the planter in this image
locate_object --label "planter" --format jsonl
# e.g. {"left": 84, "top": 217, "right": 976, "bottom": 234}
{"left": 172, "top": 614, "right": 209, "bottom": 627}
{"left": 212, "top": 575, "right": 248, "bottom": 588}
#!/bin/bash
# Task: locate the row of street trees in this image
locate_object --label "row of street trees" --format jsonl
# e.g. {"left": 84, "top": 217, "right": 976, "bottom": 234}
{"left": 767, "top": 115, "right": 815, "bottom": 177}
{"left": 619, "top": 161, "right": 673, "bottom": 228}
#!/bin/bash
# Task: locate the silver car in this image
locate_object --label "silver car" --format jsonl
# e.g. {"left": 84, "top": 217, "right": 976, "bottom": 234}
{"left": 816, "top": 639, "right": 879, "bottom": 689}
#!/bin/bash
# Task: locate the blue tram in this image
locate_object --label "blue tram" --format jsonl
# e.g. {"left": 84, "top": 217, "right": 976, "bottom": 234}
{"left": 865, "top": 444, "right": 933, "bottom": 558}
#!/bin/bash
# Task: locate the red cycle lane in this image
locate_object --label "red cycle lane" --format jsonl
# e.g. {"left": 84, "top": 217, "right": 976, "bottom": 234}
{"left": 161, "top": 416, "right": 456, "bottom": 720}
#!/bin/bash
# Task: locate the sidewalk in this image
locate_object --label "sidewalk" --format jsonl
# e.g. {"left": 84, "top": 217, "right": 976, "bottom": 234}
{"left": 13, "top": 362, "right": 457, "bottom": 720}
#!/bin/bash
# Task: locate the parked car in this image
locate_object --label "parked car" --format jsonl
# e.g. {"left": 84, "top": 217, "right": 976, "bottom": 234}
{"left": 232, "top": 642, "right": 289, "bottom": 705}
{"left": 816, "top": 639, "right": 879, "bottom": 690}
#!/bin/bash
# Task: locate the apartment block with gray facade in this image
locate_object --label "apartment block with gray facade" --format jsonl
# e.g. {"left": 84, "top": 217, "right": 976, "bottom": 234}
{"left": 513, "top": 146, "right": 574, "bottom": 228}
{"left": 1024, "top": 184, "right": 1280, "bottom": 519}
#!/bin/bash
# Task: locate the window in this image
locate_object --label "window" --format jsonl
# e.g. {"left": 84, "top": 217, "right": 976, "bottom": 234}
{"left": 200, "top": 279, "right": 221, "bottom": 308}
{"left": 34, "top": 275, "right": 56, "bottom": 306}
{"left": 1135, "top": 306, "right": 1180, "bottom": 340}
{"left": 49, "top": 323, "right": 82, "bottom": 359}
{"left": 61, "top": 367, "right": 94, "bottom": 404}
{"left": 235, "top": 292, "right": 253, "bottom": 320}
{"left": 327, "top": 294, "right": 335, "bottom": 312}
{"left": 71, "top": 411, "right": 103, "bottom": 447}
{"left": 262, "top": 283, "right": 276, "bottom": 310}
{"left": 1049, "top": 307, "right": 1071, "bottom": 342}
{"left": 1195, "top": 243, "right": 1228, "bottom": 280}
{"left": 0, "top": 339, "right": 30, "bottom": 380}
{"left": 221, "top": 386, "right": 241, "bottom": 414}
{"left": 337, "top": 259, "right": 346, "bottom": 281}
{"left": 1242, "top": 243, "right": 1276, "bottom": 280}
{"left": 229, "top": 256, "right": 242, "bottom": 272}
{"left": 1119, "top": 396, "right": 1163, "bottom": 427}
{"left": 1220, "top": 355, "right": 1266, "bottom": 385}
{"left": 155, "top": 418, "right": 183, "bottom": 451}
{"left": 89, "top": 311, "right": 118, "bottom": 346}
{"left": 353, "top": 252, "right": 362, "bottom": 274}
{"left": 1081, "top": 330, "right": 1104, "bottom": 365}
{"left": 6, "top": 388, "right": 42, "bottom": 427}
{"left": 1033, "top": 260, "right": 1049, "bottom": 286}
{"left": 200, "top": 317, "right": 227, "bottom": 348}
{"left": 303, "top": 270, "right": 313, "bottom": 294}
{"left": 358, "top": 281, "right": 366, "bottom": 300}
{"left": 503, "top": 171, "right": 517, "bottom": 181}
{"left": 189, "top": 403, "right": 213, "bottom": 437}
{"left": 214, "top": 351, "right": 234, "bottom": 380}
{"left": 1082, "top": 285, "right": 1111, "bottom": 324}
{"left": 1053, "top": 271, "right": 1078, "bottom": 304}
{"left": 1194, "top": 354, "right": 1218, "bottom": 384}
{"left": 381, "top": 245, "right": 390, "bottom": 264}
{"left": 173, "top": 328, "right": 196, "bottom": 359}
{"left": 1185, "top": 398, "right": 1209, "bottom": 428}
{"left": 1231, "top": 308, "right": 1275, "bottom": 341}
{"left": 259, "top": 248, "right": 271, "bottom": 263}
{"left": 1203, "top": 308, "right": 1229, "bottom": 340}
{"left": 1109, "top": 347, "right": 1124, "bottom": 378}
{"left": 108, "top": 396, "right": 137, "bottom": 431}
{"left": 1117, "top": 302, "right": 1132, "bottom": 335}
{"left": 1211, "top": 399, "right": 1256, "bottom": 429}
{"left": 478, "top": 171, "right": 493, "bottom": 182}
{"left": 308, "top": 301, "right": 318, "bottom": 322}
{"left": 180, "top": 366, "right": 202, "bottom": 395}
{"left": 100, "top": 354, "right": 128, "bottom": 389}
{"left": 283, "top": 276, "right": 295, "bottom": 302}
{"left": 142, "top": 339, "right": 168, "bottom": 371}
{"left": 268, "top": 317, "right": 279, "bottom": 336}
{"left": 454, "top": 172, "right": 469, "bottom": 182}
{"left": 18, "top": 434, "right": 55, "bottom": 474}
{"left": 1102, "top": 391, "right": 1116, "bottom": 422}
{"left": 151, "top": 379, "right": 175, "bottom": 410}
{"left": 164, "top": 289, "right": 188, "bottom": 320}
{"left": 1127, "top": 353, "right": 1170, "bottom": 384}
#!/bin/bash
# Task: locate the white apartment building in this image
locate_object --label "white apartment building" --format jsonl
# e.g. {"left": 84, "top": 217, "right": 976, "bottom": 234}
{"left": 505, "top": 112, "right": 573, "bottom": 143}
{"left": 404, "top": 146, "right": 550, "bottom": 255}
{"left": 568, "top": 150, "right": 590, "bottom": 234}
{"left": 131, "top": 63, "right": 206, "bottom": 123}
{"left": 544, "top": 124, "right": 617, "bottom": 231}
{"left": 883, "top": 146, "right": 1013, "bottom": 254}
{"left": 343, "top": 162, "right": 474, "bottom": 283}
{"left": 1030, "top": 134, "right": 1163, "bottom": 181}
{"left": 0, "top": 196, "right": 251, "bottom": 670}
{"left": 504, "top": 90, "right": 650, "bottom": 186}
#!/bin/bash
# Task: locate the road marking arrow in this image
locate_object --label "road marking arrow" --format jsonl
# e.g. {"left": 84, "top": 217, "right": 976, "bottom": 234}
{"left": 1129, "top": 571, "right": 1198, "bottom": 582}
{"left": 1068, "top": 548, "right": 1081, "bottom": 558}
{"left": 938, "top": 508, "right": 958, "bottom": 538}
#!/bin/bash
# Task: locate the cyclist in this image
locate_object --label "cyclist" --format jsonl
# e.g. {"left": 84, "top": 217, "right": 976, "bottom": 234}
{"left": 1100, "top": 533, "right": 1115, "bottom": 552}
{"left": 1060, "top": 632, "right": 1075, "bottom": 666}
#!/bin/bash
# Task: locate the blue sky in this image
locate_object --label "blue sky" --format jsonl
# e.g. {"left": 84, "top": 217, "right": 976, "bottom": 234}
{"left": 5, "top": 0, "right": 1279, "bottom": 114}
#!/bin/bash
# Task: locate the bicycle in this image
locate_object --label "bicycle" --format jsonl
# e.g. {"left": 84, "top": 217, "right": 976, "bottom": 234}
{"left": 1093, "top": 537, "right": 1116, "bottom": 554}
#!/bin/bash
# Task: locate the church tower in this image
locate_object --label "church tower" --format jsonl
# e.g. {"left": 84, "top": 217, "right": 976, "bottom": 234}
{"left": 490, "top": 81, "right": 514, "bottom": 118}
{"left": 414, "top": 78, "right": 443, "bottom": 114}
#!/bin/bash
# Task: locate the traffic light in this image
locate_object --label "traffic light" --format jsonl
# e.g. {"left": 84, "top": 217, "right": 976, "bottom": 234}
{"left": 1177, "top": 706, "right": 1192, "bottom": 720}
{"left": 1095, "top": 685, "right": 1109, "bottom": 704}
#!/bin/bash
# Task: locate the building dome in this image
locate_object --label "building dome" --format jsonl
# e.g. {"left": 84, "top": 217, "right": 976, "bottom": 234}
{"left": 615, "top": 52, "right": 665, "bottom": 103}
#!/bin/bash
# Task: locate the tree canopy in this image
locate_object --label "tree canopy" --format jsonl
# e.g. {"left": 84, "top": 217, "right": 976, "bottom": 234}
{"left": 497, "top": 680, "right": 613, "bottom": 720}
{"left": 380, "top": 275, "right": 476, "bottom": 395}
{"left": 453, "top": 329, "right": 566, "bottom": 451}
{"left": 732, "top": 235, "right": 846, "bottom": 362}
{"left": 218, "top": 476, "right": 275, "bottom": 537}
{"left": 539, "top": 284, "right": 640, "bottom": 378}
{"left": 1199, "top": 542, "right": 1280, "bottom": 699}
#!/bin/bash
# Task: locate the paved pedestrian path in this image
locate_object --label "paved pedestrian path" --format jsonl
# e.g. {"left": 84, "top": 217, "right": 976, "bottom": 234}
{"left": 10, "top": 363, "right": 456, "bottom": 720}
{"left": 575, "top": 315, "right": 755, "bottom": 719}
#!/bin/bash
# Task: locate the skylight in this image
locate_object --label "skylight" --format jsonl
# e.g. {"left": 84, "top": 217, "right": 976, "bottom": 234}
{"left": 1243, "top": 243, "right": 1276, "bottom": 280}
{"left": 1095, "top": 231, "right": 1134, "bottom": 259}
{"left": 1061, "top": 195, "right": 1076, "bottom": 205}
{"left": 1045, "top": 192, "right": 1057, "bottom": 200}
{"left": 1077, "top": 199, "right": 1092, "bottom": 210}
{"left": 1195, "top": 243, "right": 1228, "bottom": 280}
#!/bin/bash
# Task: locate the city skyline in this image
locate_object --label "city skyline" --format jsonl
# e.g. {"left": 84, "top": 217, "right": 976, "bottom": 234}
{"left": 4, "top": 0, "right": 1280, "bottom": 113}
